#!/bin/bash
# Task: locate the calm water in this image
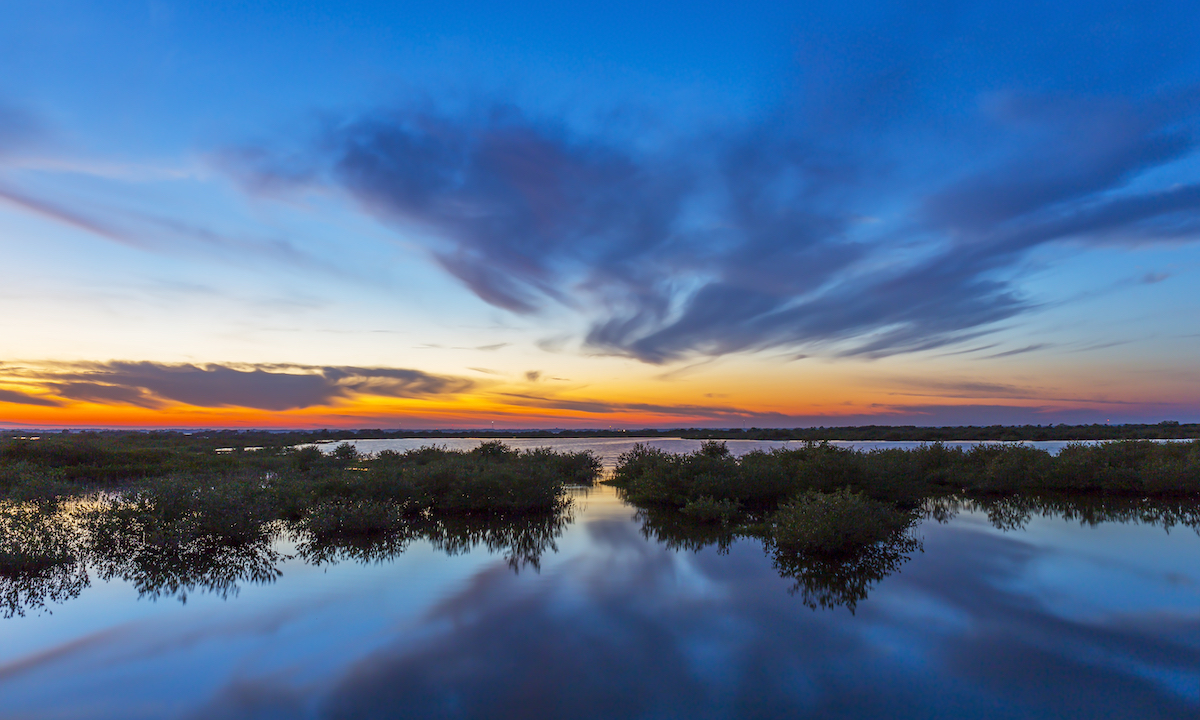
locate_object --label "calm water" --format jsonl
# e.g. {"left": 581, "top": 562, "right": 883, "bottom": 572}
{"left": 1, "top": 440, "right": 1198, "bottom": 719}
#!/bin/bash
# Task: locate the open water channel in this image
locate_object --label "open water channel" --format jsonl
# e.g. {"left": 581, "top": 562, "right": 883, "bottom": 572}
{"left": 1, "top": 438, "right": 1197, "bottom": 719}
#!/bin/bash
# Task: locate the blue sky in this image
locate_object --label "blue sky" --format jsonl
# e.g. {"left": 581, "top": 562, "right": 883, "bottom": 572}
{"left": 1, "top": 0, "right": 1198, "bottom": 427}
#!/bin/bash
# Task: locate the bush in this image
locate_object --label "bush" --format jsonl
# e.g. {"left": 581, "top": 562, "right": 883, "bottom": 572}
{"left": 680, "top": 495, "right": 743, "bottom": 525}
{"left": 770, "top": 488, "right": 911, "bottom": 556}
{"left": 299, "top": 499, "right": 405, "bottom": 539}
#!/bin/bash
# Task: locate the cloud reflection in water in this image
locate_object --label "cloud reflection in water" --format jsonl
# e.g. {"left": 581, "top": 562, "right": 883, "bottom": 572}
{"left": 1, "top": 492, "right": 1198, "bottom": 719}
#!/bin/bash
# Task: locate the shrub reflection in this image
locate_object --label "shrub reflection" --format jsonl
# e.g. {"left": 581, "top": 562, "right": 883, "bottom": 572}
{"left": 294, "top": 508, "right": 572, "bottom": 572}
{"left": 0, "top": 495, "right": 575, "bottom": 615}
{"left": 632, "top": 500, "right": 922, "bottom": 613}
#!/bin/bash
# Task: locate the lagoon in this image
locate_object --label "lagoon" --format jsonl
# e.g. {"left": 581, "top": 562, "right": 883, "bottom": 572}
{"left": 1, "top": 439, "right": 1198, "bottom": 719}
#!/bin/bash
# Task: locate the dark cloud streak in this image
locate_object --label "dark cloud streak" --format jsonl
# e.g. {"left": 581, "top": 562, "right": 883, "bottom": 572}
{"left": 0, "top": 388, "right": 62, "bottom": 407}
{"left": 4, "top": 362, "right": 473, "bottom": 411}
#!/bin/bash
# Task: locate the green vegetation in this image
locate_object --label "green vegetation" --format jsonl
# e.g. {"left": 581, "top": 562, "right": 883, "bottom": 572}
{"left": 609, "top": 439, "right": 1200, "bottom": 515}
{"left": 607, "top": 438, "right": 1200, "bottom": 611}
{"left": 0, "top": 435, "right": 597, "bottom": 616}
{"left": 771, "top": 489, "right": 912, "bottom": 556}
{"left": 0, "top": 436, "right": 599, "bottom": 511}
{"left": 3, "top": 432, "right": 1200, "bottom": 616}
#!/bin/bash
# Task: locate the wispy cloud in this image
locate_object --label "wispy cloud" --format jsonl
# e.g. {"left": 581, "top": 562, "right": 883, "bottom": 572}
{"left": 979, "top": 344, "right": 1050, "bottom": 360}
{"left": 0, "top": 181, "right": 350, "bottom": 278}
{"left": 0, "top": 101, "right": 47, "bottom": 158}
{"left": 0, "top": 184, "right": 138, "bottom": 247}
{"left": 467, "top": 367, "right": 504, "bottom": 376}
{"left": 494, "top": 392, "right": 755, "bottom": 421}
{"left": 884, "top": 377, "right": 1138, "bottom": 406}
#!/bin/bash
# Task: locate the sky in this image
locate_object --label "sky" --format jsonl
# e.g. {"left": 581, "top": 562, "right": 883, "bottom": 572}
{"left": 1, "top": 0, "right": 1199, "bottom": 429}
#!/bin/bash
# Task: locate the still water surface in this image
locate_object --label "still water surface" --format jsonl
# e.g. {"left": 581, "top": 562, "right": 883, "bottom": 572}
{"left": 1, "top": 439, "right": 1198, "bottom": 719}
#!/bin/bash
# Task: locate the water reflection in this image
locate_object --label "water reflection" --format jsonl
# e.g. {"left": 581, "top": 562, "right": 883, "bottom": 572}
{"left": 310, "top": 507, "right": 1197, "bottom": 720}
{"left": 294, "top": 509, "right": 573, "bottom": 572}
{"left": 0, "top": 497, "right": 578, "bottom": 616}
{"left": 634, "top": 505, "right": 739, "bottom": 554}
{"left": 89, "top": 533, "right": 287, "bottom": 604}
{"left": 771, "top": 534, "right": 923, "bottom": 612}
{"left": 1, "top": 488, "right": 1198, "bottom": 719}
{"left": 0, "top": 502, "right": 88, "bottom": 618}
{"left": 4, "top": 492, "right": 1198, "bottom": 618}
{"left": 632, "top": 502, "right": 924, "bottom": 612}
{"left": 929, "top": 494, "right": 1200, "bottom": 533}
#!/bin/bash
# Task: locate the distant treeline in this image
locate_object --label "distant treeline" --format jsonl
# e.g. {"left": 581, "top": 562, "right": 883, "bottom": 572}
{"left": 2, "top": 421, "right": 1198, "bottom": 445}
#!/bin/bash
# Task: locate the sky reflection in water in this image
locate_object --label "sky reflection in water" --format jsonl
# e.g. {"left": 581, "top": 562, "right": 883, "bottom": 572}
{"left": 0, "top": 485, "right": 1198, "bottom": 719}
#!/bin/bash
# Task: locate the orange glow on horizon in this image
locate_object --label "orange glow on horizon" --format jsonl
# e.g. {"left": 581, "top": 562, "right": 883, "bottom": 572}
{"left": 1, "top": 352, "right": 1190, "bottom": 429}
{"left": 0, "top": 391, "right": 1155, "bottom": 429}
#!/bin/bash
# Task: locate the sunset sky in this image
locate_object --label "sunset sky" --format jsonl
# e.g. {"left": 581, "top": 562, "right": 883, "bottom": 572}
{"left": 1, "top": 1, "right": 1199, "bottom": 429}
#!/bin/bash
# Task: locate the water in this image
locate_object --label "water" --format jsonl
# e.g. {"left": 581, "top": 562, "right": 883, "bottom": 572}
{"left": 1, "top": 441, "right": 1198, "bottom": 719}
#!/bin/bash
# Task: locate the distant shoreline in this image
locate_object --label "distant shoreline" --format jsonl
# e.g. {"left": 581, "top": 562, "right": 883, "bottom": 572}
{"left": 2, "top": 422, "right": 1197, "bottom": 445}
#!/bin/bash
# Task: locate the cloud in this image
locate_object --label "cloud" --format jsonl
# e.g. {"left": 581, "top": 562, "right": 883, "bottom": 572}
{"left": 0, "top": 388, "right": 62, "bottom": 407}
{"left": 494, "top": 392, "right": 756, "bottom": 421}
{"left": 0, "top": 181, "right": 355, "bottom": 278}
{"left": 882, "top": 377, "right": 1146, "bottom": 407}
{"left": 3, "top": 362, "right": 473, "bottom": 411}
{"left": 224, "top": 5, "right": 1200, "bottom": 365}
{"left": 980, "top": 344, "right": 1050, "bottom": 360}
{"left": 467, "top": 367, "right": 504, "bottom": 375}
{"left": 309, "top": 519, "right": 1199, "bottom": 719}
{"left": 0, "top": 101, "right": 46, "bottom": 158}
{"left": 0, "top": 184, "right": 137, "bottom": 247}
{"left": 50, "top": 382, "right": 163, "bottom": 409}
{"left": 6, "top": 499, "right": 1197, "bottom": 717}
